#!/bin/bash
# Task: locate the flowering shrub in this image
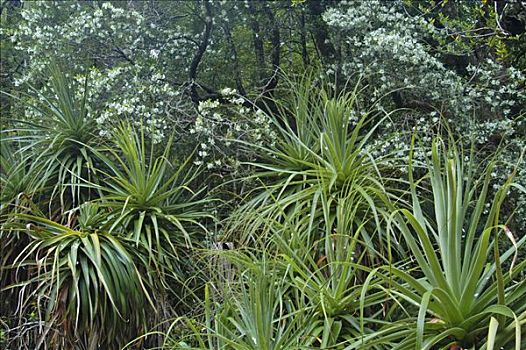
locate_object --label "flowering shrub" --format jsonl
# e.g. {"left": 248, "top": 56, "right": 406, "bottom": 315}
{"left": 323, "top": 0, "right": 526, "bottom": 230}
{"left": 12, "top": 1, "right": 193, "bottom": 141}
{"left": 190, "top": 89, "right": 276, "bottom": 172}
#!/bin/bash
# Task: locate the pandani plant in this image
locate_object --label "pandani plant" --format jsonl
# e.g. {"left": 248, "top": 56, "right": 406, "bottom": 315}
{"left": 227, "top": 74, "right": 404, "bottom": 264}
{"left": 4, "top": 203, "right": 154, "bottom": 350}
{"left": 1, "top": 63, "right": 101, "bottom": 215}
{"left": 355, "top": 137, "right": 525, "bottom": 350}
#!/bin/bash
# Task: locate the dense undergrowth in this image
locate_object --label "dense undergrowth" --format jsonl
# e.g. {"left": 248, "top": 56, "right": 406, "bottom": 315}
{"left": 1, "top": 1, "right": 526, "bottom": 349}
{"left": 1, "top": 67, "right": 524, "bottom": 350}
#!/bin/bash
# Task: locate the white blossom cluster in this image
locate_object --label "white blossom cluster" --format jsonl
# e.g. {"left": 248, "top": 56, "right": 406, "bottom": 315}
{"left": 13, "top": 1, "right": 195, "bottom": 142}
{"left": 190, "top": 90, "right": 276, "bottom": 172}
{"left": 323, "top": 1, "right": 467, "bottom": 114}
{"left": 323, "top": 0, "right": 526, "bottom": 230}
{"left": 465, "top": 60, "right": 525, "bottom": 118}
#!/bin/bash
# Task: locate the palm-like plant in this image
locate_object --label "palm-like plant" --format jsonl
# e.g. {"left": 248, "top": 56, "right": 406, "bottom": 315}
{"left": 212, "top": 256, "right": 322, "bottom": 350}
{"left": 160, "top": 250, "right": 323, "bottom": 350}
{"left": 7, "top": 205, "right": 153, "bottom": 350}
{"left": 160, "top": 186, "right": 389, "bottom": 350}
{"left": 269, "top": 190, "right": 387, "bottom": 347}
{"left": 87, "top": 122, "right": 212, "bottom": 288}
{"left": 0, "top": 140, "right": 48, "bottom": 319}
{"left": 229, "top": 76, "right": 400, "bottom": 260}
{"left": 356, "top": 139, "right": 526, "bottom": 350}
{"left": 3, "top": 64, "right": 100, "bottom": 213}
{"left": 0, "top": 139, "right": 49, "bottom": 215}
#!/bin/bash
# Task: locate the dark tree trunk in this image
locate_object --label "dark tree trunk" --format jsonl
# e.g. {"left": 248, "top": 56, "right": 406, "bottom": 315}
{"left": 222, "top": 18, "right": 247, "bottom": 96}
{"left": 248, "top": 1, "right": 266, "bottom": 83}
{"left": 189, "top": 0, "right": 213, "bottom": 103}
{"left": 299, "top": 9, "right": 310, "bottom": 66}
{"left": 306, "top": 0, "right": 337, "bottom": 64}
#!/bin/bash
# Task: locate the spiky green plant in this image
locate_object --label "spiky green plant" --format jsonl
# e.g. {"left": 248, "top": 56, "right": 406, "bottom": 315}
{"left": 271, "top": 191, "right": 388, "bottom": 347}
{"left": 228, "top": 75, "right": 401, "bottom": 260}
{"left": 2, "top": 64, "right": 100, "bottom": 214}
{"left": 355, "top": 138, "right": 526, "bottom": 350}
{"left": 86, "top": 122, "right": 212, "bottom": 290}
{"left": 6, "top": 205, "right": 153, "bottom": 350}
{"left": 0, "top": 139, "right": 49, "bottom": 215}
{"left": 156, "top": 181, "right": 390, "bottom": 350}
{"left": 0, "top": 139, "right": 48, "bottom": 323}
{"left": 158, "top": 249, "right": 324, "bottom": 350}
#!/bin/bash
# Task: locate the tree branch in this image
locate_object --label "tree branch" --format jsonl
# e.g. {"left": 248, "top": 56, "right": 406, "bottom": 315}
{"left": 189, "top": 0, "right": 213, "bottom": 103}
{"left": 262, "top": 2, "right": 281, "bottom": 93}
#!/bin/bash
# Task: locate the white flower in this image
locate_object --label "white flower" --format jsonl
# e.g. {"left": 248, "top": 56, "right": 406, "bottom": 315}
{"left": 220, "top": 87, "right": 236, "bottom": 96}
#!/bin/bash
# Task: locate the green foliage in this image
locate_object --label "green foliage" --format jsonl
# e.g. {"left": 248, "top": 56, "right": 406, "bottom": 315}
{"left": 0, "top": 67, "right": 212, "bottom": 348}
{"left": 202, "top": 254, "right": 322, "bottom": 350}
{"left": 3, "top": 64, "right": 99, "bottom": 212}
{"left": 0, "top": 139, "right": 46, "bottom": 215}
{"left": 357, "top": 138, "right": 526, "bottom": 349}
{"left": 8, "top": 209, "right": 153, "bottom": 349}
{"left": 324, "top": 0, "right": 526, "bottom": 233}
{"left": 228, "top": 75, "right": 401, "bottom": 260}
{"left": 160, "top": 149, "right": 395, "bottom": 348}
{"left": 2, "top": 0, "right": 526, "bottom": 348}
{"left": 87, "top": 122, "right": 212, "bottom": 287}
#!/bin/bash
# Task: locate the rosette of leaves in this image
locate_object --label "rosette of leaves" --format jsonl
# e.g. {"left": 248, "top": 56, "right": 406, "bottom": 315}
{"left": 159, "top": 250, "right": 324, "bottom": 350}
{"left": 270, "top": 191, "right": 388, "bottom": 347}
{"left": 228, "top": 75, "right": 402, "bottom": 261}
{"left": 87, "top": 122, "right": 212, "bottom": 290}
{"left": 2, "top": 64, "right": 100, "bottom": 214}
{"left": 356, "top": 138, "right": 526, "bottom": 350}
{"left": 0, "top": 139, "right": 49, "bottom": 215}
{"left": 0, "top": 139, "right": 49, "bottom": 323}
{"left": 160, "top": 203, "right": 387, "bottom": 350}
{"left": 7, "top": 204, "right": 153, "bottom": 350}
